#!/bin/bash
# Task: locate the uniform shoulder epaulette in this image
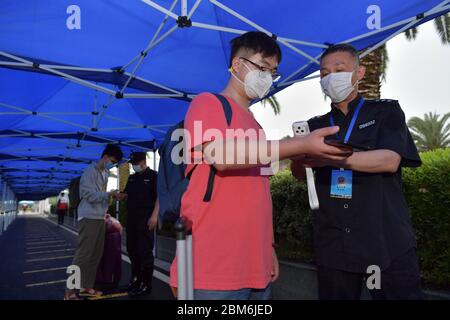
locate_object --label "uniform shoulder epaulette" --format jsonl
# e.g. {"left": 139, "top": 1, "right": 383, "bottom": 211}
{"left": 366, "top": 98, "right": 398, "bottom": 105}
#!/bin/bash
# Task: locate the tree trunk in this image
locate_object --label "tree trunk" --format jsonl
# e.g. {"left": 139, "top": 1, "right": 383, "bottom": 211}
{"left": 358, "top": 47, "right": 384, "bottom": 100}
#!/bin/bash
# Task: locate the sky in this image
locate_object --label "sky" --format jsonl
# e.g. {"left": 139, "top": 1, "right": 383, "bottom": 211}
{"left": 250, "top": 20, "right": 450, "bottom": 140}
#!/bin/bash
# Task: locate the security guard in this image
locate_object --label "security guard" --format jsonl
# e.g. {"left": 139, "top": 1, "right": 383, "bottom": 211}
{"left": 123, "top": 152, "right": 159, "bottom": 296}
{"left": 291, "top": 44, "right": 422, "bottom": 300}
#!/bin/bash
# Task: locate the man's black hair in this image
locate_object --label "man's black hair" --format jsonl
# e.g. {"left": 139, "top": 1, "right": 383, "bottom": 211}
{"left": 229, "top": 31, "right": 282, "bottom": 67}
{"left": 321, "top": 43, "right": 360, "bottom": 65}
{"left": 101, "top": 144, "right": 123, "bottom": 162}
{"left": 129, "top": 151, "right": 147, "bottom": 165}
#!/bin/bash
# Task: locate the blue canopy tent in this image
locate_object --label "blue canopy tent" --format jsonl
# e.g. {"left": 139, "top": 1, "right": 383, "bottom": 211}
{"left": 0, "top": 0, "right": 449, "bottom": 202}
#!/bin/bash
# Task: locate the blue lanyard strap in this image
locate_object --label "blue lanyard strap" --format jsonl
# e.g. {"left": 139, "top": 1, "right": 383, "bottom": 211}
{"left": 329, "top": 97, "right": 365, "bottom": 143}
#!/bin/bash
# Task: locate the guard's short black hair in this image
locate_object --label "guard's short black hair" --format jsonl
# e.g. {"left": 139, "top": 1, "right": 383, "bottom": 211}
{"left": 101, "top": 144, "right": 123, "bottom": 162}
{"left": 321, "top": 43, "right": 360, "bottom": 65}
{"left": 229, "top": 31, "right": 282, "bottom": 67}
{"left": 129, "top": 151, "right": 147, "bottom": 165}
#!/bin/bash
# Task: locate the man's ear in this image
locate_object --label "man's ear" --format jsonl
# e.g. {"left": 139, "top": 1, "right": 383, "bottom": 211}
{"left": 357, "top": 65, "right": 366, "bottom": 81}
{"left": 231, "top": 56, "right": 241, "bottom": 74}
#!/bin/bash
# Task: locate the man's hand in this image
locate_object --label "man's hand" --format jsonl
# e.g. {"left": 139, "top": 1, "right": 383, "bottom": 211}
{"left": 301, "top": 126, "right": 353, "bottom": 160}
{"left": 109, "top": 190, "right": 119, "bottom": 199}
{"left": 147, "top": 214, "right": 158, "bottom": 231}
{"left": 110, "top": 191, "right": 126, "bottom": 201}
{"left": 271, "top": 247, "right": 280, "bottom": 283}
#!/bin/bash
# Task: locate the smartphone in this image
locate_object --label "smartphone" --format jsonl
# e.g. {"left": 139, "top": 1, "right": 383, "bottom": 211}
{"left": 325, "top": 139, "right": 370, "bottom": 152}
{"left": 292, "top": 121, "right": 310, "bottom": 137}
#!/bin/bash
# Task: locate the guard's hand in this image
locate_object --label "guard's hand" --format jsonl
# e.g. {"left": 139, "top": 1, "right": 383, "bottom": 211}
{"left": 109, "top": 190, "right": 119, "bottom": 199}
{"left": 112, "top": 192, "right": 126, "bottom": 201}
{"left": 302, "top": 126, "right": 353, "bottom": 161}
{"left": 148, "top": 214, "right": 158, "bottom": 231}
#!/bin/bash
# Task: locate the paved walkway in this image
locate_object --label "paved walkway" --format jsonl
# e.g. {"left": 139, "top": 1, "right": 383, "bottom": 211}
{"left": 0, "top": 214, "right": 173, "bottom": 300}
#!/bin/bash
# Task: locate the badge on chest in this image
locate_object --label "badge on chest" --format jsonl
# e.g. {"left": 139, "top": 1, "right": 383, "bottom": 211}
{"left": 330, "top": 169, "right": 353, "bottom": 199}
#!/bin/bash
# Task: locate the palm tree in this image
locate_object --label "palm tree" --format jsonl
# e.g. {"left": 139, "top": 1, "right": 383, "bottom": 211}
{"left": 407, "top": 112, "right": 450, "bottom": 151}
{"left": 261, "top": 96, "right": 281, "bottom": 115}
{"left": 359, "top": 14, "right": 450, "bottom": 100}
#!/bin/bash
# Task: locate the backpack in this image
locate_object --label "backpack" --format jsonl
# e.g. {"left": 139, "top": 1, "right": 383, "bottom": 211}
{"left": 69, "top": 176, "right": 81, "bottom": 209}
{"left": 157, "top": 94, "right": 233, "bottom": 223}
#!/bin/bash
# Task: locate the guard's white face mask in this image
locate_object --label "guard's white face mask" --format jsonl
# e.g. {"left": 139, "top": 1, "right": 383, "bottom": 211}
{"left": 231, "top": 61, "right": 273, "bottom": 99}
{"left": 132, "top": 164, "right": 142, "bottom": 173}
{"left": 320, "top": 70, "right": 359, "bottom": 103}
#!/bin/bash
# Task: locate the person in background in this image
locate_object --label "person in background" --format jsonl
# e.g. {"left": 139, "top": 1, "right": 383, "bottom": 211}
{"left": 64, "top": 144, "right": 126, "bottom": 300}
{"left": 122, "top": 152, "right": 159, "bottom": 297}
{"left": 56, "top": 191, "right": 69, "bottom": 226}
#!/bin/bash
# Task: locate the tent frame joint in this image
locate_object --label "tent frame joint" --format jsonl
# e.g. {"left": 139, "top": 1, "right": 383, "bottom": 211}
{"left": 177, "top": 15, "right": 192, "bottom": 28}
{"left": 115, "top": 92, "right": 124, "bottom": 99}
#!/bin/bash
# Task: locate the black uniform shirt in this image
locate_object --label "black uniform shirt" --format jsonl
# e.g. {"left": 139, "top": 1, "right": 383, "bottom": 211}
{"left": 124, "top": 167, "right": 158, "bottom": 220}
{"left": 308, "top": 94, "right": 421, "bottom": 273}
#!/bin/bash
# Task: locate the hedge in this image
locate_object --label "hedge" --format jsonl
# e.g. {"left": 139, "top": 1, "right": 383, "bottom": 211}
{"left": 271, "top": 148, "right": 450, "bottom": 289}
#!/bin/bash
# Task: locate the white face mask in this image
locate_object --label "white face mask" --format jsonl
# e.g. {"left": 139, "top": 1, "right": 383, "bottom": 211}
{"left": 320, "top": 70, "right": 359, "bottom": 103}
{"left": 231, "top": 61, "right": 273, "bottom": 99}
{"left": 132, "top": 165, "right": 142, "bottom": 173}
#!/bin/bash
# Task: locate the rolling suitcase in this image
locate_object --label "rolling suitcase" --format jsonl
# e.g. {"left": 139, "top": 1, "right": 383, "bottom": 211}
{"left": 175, "top": 217, "right": 194, "bottom": 300}
{"left": 95, "top": 226, "right": 122, "bottom": 287}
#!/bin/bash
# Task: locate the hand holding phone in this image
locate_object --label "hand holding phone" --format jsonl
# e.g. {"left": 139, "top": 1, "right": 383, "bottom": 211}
{"left": 292, "top": 121, "right": 319, "bottom": 210}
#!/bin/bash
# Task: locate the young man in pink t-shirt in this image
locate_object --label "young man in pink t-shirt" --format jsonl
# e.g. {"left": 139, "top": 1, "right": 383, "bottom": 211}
{"left": 170, "top": 31, "right": 350, "bottom": 300}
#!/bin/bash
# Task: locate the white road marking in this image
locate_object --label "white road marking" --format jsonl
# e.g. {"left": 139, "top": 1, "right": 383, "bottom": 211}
{"left": 26, "top": 244, "right": 71, "bottom": 250}
{"left": 27, "top": 255, "right": 74, "bottom": 263}
{"left": 46, "top": 218, "right": 171, "bottom": 285}
{"left": 26, "top": 240, "right": 66, "bottom": 245}
{"left": 23, "top": 267, "right": 68, "bottom": 274}
{"left": 26, "top": 279, "right": 67, "bottom": 288}
{"left": 26, "top": 248, "right": 75, "bottom": 255}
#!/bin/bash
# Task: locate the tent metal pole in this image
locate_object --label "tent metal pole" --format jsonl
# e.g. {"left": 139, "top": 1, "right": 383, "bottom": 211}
{"left": 181, "top": 0, "right": 187, "bottom": 16}
{"left": 277, "top": 74, "right": 321, "bottom": 88}
{"left": 191, "top": 22, "right": 246, "bottom": 35}
{"left": 188, "top": 0, "right": 202, "bottom": 18}
{"left": 119, "top": 0, "right": 180, "bottom": 95}
{"left": 141, "top": 0, "right": 179, "bottom": 20}
{"left": 340, "top": 2, "right": 450, "bottom": 45}
{"left": 359, "top": 1, "right": 450, "bottom": 59}
{"left": 116, "top": 167, "right": 120, "bottom": 220}
{"left": 129, "top": 74, "right": 183, "bottom": 95}
{"left": 279, "top": 53, "right": 323, "bottom": 85}
{"left": 208, "top": 0, "right": 320, "bottom": 64}
{"left": 123, "top": 93, "right": 183, "bottom": 99}
{"left": 0, "top": 51, "right": 116, "bottom": 96}
{"left": 0, "top": 102, "right": 92, "bottom": 131}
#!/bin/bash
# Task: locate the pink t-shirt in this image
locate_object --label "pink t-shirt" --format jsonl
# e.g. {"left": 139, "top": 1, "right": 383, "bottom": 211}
{"left": 169, "top": 92, "right": 273, "bottom": 290}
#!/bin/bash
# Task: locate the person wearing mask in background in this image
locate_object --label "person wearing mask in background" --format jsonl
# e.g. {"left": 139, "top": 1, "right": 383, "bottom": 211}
{"left": 122, "top": 152, "right": 159, "bottom": 296}
{"left": 291, "top": 44, "right": 422, "bottom": 300}
{"left": 64, "top": 144, "right": 126, "bottom": 300}
{"left": 56, "top": 191, "right": 69, "bottom": 226}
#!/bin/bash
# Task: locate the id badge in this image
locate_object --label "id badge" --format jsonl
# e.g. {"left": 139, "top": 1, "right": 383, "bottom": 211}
{"left": 330, "top": 169, "right": 352, "bottom": 199}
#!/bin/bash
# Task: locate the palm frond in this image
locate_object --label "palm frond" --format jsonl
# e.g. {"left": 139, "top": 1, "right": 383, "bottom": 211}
{"left": 434, "top": 13, "right": 450, "bottom": 45}
{"left": 262, "top": 96, "right": 281, "bottom": 115}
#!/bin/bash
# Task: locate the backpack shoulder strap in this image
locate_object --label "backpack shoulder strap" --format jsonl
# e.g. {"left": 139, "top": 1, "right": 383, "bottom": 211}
{"left": 203, "top": 94, "right": 233, "bottom": 202}
{"left": 212, "top": 93, "right": 233, "bottom": 126}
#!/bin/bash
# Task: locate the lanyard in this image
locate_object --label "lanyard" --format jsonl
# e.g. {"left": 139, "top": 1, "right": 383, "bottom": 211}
{"left": 329, "top": 97, "right": 365, "bottom": 143}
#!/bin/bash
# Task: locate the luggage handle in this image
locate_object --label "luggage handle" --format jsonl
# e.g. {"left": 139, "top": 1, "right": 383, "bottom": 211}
{"left": 175, "top": 217, "right": 194, "bottom": 300}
